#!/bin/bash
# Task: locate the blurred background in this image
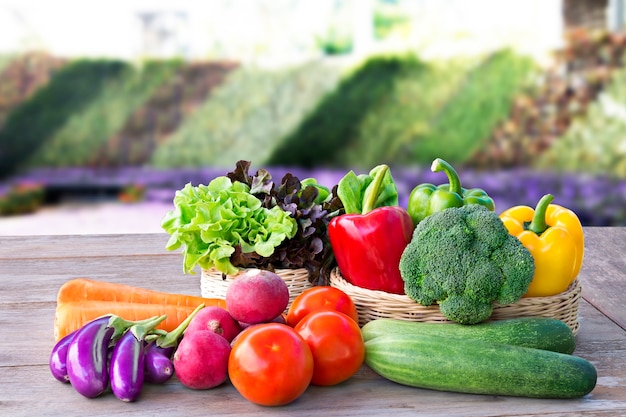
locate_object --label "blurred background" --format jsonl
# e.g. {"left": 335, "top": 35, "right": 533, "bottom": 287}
{"left": 0, "top": 0, "right": 625, "bottom": 235}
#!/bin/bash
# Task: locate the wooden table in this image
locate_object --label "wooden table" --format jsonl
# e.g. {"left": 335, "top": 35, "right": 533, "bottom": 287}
{"left": 1, "top": 227, "right": 626, "bottom": 416}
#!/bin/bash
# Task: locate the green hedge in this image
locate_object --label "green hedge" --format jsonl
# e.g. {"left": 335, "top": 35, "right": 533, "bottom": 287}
{"left": 0, "top": 59, "right": 128, "bottom": 178}
{"left": 268, "top": 55, "right": 420, "bottom": 168}
{"left": 116, "top": 62, "right": 236, "bottom": 166}
{"left": 268, "top": 50, "right": 534, "bottom": 168}
{"left": 149, "top": 61, "right": 340, "bottom": 169}
{"left": 333, "top": 57, "right": 474, "bottom": 168}
{"left": 25, "top": 60, "right": 181, "bottom": 168}
{"left": 411, "top": 49, "right": 536, "bottom": 166}
{"left": 0, "top": 50, "right": 538, "bottom": 174}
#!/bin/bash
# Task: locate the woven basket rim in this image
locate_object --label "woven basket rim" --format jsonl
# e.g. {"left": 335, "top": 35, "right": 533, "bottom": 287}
{"left": 201, "top": 266, "right": 309, "bottom": 277}
{"left": 329, "top": 267, "right": 581, "bottom": 334}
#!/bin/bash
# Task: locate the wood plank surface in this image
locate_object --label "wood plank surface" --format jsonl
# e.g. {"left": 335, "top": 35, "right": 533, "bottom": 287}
{"left": 578, "top": 227, "right": 626, "bottom": 330}
{"left": 1, "top": 228, "right": 625, "bottom": 416}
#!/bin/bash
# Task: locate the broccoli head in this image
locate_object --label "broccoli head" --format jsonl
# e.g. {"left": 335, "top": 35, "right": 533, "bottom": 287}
{"left": 399, "top": 204, "right": 535, "bottom": 324}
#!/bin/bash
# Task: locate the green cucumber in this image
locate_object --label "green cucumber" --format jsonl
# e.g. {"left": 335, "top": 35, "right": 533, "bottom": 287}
{"left": 365, "top": 333, "right": 597, "bottom": 399}
{"left": 361, "top": 317, "right": 576, "bottom": 354}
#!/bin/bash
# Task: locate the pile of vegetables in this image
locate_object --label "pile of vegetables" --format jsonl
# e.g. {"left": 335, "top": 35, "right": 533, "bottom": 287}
{"left": 51, "top": 303, "right": 203, "bottom": 401}
{"left": 50, "top": 157, "right": 598, "bottom": 405}
{"left": 51, "top": 278, "right": 228, "bottom": 401}
{"left": 161, "top": 160, "right": 342, "bottom": 284}
{"left": 50, "top": 277, "right": 597, "bottom": 403}
{"left": 324, "top": 157, "right": 594, "bottom": 398}
{"left": 54, "top": 278, "right": 226, "bottom": 340}
{"left": 51, "top": 273, "right": 365, "bottom": 405}
{"left": 329, "top": 157, "right": 585, "bottom": 322}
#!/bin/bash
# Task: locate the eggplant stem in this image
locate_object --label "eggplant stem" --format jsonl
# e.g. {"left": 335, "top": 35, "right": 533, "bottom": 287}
{"left": 156, "top": 303, "right": 205, "bottom": 348}
{"left": 130, "top": 315, "right": 167, "bottom": 341}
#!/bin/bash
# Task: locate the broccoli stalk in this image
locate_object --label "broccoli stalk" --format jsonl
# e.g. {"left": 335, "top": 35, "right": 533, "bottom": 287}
{"left": 399, "top": 204, "right": 535, "bottom": 324}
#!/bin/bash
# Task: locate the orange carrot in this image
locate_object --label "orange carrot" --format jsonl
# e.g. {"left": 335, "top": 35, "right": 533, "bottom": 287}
{"left": 53, "top": 278, "right": 227, "bottom": 341}
{"left": 56, "top": 278, "right": 218, "bottom": 307}
{"left": 54, "top": 299, "right": 226, "bottom": 341}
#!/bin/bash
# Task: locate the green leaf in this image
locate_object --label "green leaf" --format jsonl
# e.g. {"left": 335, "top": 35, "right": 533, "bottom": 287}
{"left": 337, "top": 165, "right": 398, "bottom": 214}
{"left": 161, "top": 175, "right": 297, "bottom": 274}
{"left": 337, "top": 170, "right": 364, "bottom": 214}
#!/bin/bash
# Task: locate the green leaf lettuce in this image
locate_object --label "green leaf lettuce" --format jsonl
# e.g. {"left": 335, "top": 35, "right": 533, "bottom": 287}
{"left": 161, "top": 177, "right": 297, "bottom": 275}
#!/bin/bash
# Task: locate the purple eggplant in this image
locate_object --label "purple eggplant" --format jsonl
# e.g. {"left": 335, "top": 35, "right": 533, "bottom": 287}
{"left": 66, "top": 316, "right": 114, "bottom": 398}
{"left": 152, "top": 344, "right": 175, "bottom": 359}
{"left": 50, "top": 330, "right": 77, "bottom": 383}
{"left": 109, "top": 329, "right": 145, "bottom": 402}
{"left": 144, "top": 343, "right": 174, "bottom": 384}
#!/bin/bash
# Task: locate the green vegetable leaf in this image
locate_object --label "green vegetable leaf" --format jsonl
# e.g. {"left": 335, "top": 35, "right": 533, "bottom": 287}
{"left": 301, "top": 178, "right": 331, "bottom": 204}
{"left": 337, "top": 171, "right": 365, "bottom": 214}
{"left": 337, "top": 164, "right": 399, "bottom": 214}
{"left": 161, "top": 176, "right": 297, "bottom": 275}
{"left": 364, "top": 164, "right": 399, "bottom": 209}
{"left": 224, "top": 160, "right": 342, "bottom": 285}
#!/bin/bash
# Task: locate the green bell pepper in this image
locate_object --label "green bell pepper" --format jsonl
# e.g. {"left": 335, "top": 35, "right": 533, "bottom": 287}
{"left": 407, "top": 158, "right": 495, "bottom": 224}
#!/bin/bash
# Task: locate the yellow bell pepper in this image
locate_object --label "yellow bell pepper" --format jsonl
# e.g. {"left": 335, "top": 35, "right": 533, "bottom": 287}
{"left": 499, "top": 194, "right": 584, "bottom": 297}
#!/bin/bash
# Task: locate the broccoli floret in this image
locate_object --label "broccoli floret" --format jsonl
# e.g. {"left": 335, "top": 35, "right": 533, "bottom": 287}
{"left": 439, "top": 294, "right": 494, "bottom": 326}
{"left": 491, "top": 235, "right": 536, "bottom": 304}
{"left": 399, "top": 204, "right": 535, "bottom": 324}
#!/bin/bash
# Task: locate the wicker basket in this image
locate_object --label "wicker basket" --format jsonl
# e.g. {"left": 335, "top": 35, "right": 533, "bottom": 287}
{"left": 330, "top": 268, "right": 582, "bottom": 335}
{"left": 201, "top": 267, "right": 313, "bottom": 309}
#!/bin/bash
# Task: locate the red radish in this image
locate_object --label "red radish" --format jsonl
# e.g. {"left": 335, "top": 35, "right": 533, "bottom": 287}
{"left": 226, "top": 269, "right": 289, "bottom": 324}
{"left": 185, "top": 306, "right": 242, "bottom": 342}
{"left": 173, "top": 331, "right": 231, "bottom": 390}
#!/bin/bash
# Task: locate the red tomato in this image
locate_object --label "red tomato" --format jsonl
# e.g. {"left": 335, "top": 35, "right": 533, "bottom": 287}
{"left": 228, "top": 323, "right": 314, "bottom": 406}
{"left": 286, "top": 286, "right": 359, "bottom": 327}
{"left": 294, "top": 310, "right": 365, "bottom": 386}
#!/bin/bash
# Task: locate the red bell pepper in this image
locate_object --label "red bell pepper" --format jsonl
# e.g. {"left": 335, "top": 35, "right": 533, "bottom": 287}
{"left": 329, "top": 165, "right": 414, "bottom": 294}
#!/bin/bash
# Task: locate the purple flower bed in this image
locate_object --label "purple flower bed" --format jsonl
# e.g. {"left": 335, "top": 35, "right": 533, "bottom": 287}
{"left": 5, "top": 166, "right": 626, "bottom": 226}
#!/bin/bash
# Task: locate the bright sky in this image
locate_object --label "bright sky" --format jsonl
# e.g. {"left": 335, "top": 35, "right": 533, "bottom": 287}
{"left": 0, "top": 0, "right": 563, "bottom": 62}
{"left": 0, "top": 0, "right": 334, "bottom": 61}
{"left": 0, "top": 1, "right": 211, "bottom": 57}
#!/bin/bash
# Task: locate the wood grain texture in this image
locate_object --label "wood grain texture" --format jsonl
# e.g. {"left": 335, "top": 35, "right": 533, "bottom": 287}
{"left": 578, "top": 227, "right": 626, "bottom": 331}
{"left": 0, "top": 229, "right": 625, "bottom": 416}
